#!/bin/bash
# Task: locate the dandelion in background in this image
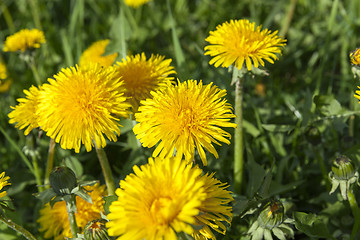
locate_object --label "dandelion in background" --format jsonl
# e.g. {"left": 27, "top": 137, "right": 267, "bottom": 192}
{"left": 3, "top": 29, "right": 46, "bottom": 52}
{"left": 0, "top": 172, "right": 10, "bottom": 199}
{"left": 204, "top": 19, "right": 286, "bottom": 193}
{"left": 8, "top": 85, "right": 42, "bottom": 135}
{"left": 113, "top": 53, "right": 176, "bottom": 112}
{"left": 123, "top": 0, "right": 150, "bottom": 8}
{"left": 79, "top": 39, "right": 118, "bottom": 67}
{"left": 0, "top": 62, "right": 12, "bottom": 92}
{"left": 0, "top": 62, "right": 7, "bottom": 83}
{"left": 204, "top": 19, "right": 286, "bottom": 71}
{"left": 133, "top": 80, "right": 236, "bottom": 166}
{"left": 37, "top": 183, "right": 106, "bottom": 240}
{"left": 106, "top": 156, "right": 233, "bottom": 240}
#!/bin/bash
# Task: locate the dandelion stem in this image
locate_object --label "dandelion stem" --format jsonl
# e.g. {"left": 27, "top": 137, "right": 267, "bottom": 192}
{"left": 65, "top": 195, "right": 78, "bottom": 238}
{"left": 31, "top": 155, "right": 44, "bottom": 192}
{"left": 279, "top": 0, "right": 297, "bottom": 37}
{"left": 29, "top": 61, "right": 42, "bottom": 86}
{"left": 44, "top": 138, "right": 56, "bottom": 188}
{"left": 119, "top": 3, "right": 127, "bottom": 59}
{"left": 29, "top": 0, "right": 43, "bottom": 31}
{"left": 233, "top": 67, "right": 244, "bottom": 194}
{"left": 348, "top": 191, "right": 360, "bottom": 240}
{"left": 0, "top": 215, "right": 37, "bottom": 240}
{"left": 94, "top": 145, "right": 116, "bottom": 195}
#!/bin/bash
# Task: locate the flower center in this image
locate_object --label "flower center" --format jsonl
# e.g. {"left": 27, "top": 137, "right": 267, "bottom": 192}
{"left": 150, "top": 196, "right": 178, "bottom": 225}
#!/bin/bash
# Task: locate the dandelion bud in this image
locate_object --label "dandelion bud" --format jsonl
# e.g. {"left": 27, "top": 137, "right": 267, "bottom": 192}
{"left": 84, "top": 219, "right": 110, "bottom": 240}
{"left": 329, "top": 155, "right": 359, "bottom": 200}
{"left": 257, "top": 200, "right": 284, "bottom": 230}
{"left": 331, "top": 156, "right": 356, "bottom": 180}
{"left": 49, "top": 166, "right": 77, "bottom": 196}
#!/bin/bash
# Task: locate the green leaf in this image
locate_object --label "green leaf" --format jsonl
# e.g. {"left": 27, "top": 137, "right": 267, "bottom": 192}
{"left": 314, "top": 95, "right": 342, "bottom": 116}
{"left": 73, "top": 187, "right": 93, "bottom": 204}
{"left": 34, "top": 188, "right": 57, "bottom": 204}
{"left": 64, "top": 156, "right": 83, "bottom": 177}
{"left": 103, "top": 195, "right": 118, "bottom": 215}
{"left": 247, "top": 158, "right": 266, "bottom": 198}
{"left": 244, "top": 120, "right": 261, "bottom": 137}
{"left": 262, "top": 124, "right": 294, "bottom": 133}
{"left": 293, "top": 212, "right": 335, "bottom": 239}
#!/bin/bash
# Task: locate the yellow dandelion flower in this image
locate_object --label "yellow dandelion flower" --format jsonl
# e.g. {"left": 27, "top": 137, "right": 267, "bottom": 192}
{"left": 192, "top": 172, "right": 233, "bottom": 240}
{"left": 0, "top": 62, "right": 7, "bottom": 81}
{"left": 350, "top": 48, "right": 360, "bottom": 66}
{"left": 79, "top": 39, "right": 118, "bottom": 67}
{"left": 0, "top": 79, "right": 12, "bottom": 93}
{"left": 36, "top": 64, "right": 131, "bottom": 153}
{"left": 204, "top": 19, "right": 286, "bottom": 71}
{"left": 0, "top": 172, "right": 11, "bottom": 198}
{"left": 124, "top": 0, "right": 150, "bottom": 8}
{"left": 114, "top": 53, "right": 176, "bottom": 112}
{"left": 38, "top": 183, "right": 106, "bottom": 240}
{"left": 3, "top": 28, "right": 46, "bottom": 52}
{"left": 133, "top": 80, "right": 236, "bottom": 166}
{"left": 107, "top": 157, "right": 233, "bottom": 240}
{"left": 8, "top": 85, "right": 42, "bottom": 135}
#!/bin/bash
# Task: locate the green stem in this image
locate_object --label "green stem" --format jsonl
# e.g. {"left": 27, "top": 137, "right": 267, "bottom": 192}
{"left": 314, "top": 147, "right": 330, "bottom": 190}
{"left": 0, "top": 125, "right": 35, "bottom": 175}
{"left": 65, "top": 195, "right": 78, "bottom": 238}
{"left": 0, "top": 215, "right": 37, "bottom": 240}
{"left": 29, "top": 61, "right": 41, "bottom": 86}
{"left": 44, "top": 138, "right": 56, "bottom": 188}
{"left": 279, "top": 0, "right": 297, "bottom": 37}
{"left": 94, "top": 145, "right": 116, "bottom": 195}
{"left": 29, "top": 0, "right": 43, "bottom": 31}
{"left": 348, "top": 191, "right": 360, "bottom": 240}
{"left": 31, "top": 155, "right": 44, "bottom": 192}
{"left": 0, "top": 1, "right": 15, "bottom": 34}
{"left": 119, "top": 4, "right": 127, "bottom": 59}
{"left": 233, "top": 67, "right": 244, "bottom": 194}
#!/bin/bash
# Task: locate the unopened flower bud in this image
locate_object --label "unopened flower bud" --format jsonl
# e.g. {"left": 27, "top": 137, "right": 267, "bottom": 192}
{"left": 84, "top": 219, "right": 110, "bottom": 240}
{"left": 49, "top": 166, "right": 77, "bottom": 196}
{"left": 332, "top": 156, "right": 356, "bottom": 180}
{"left": 329, "top": 155, "right": 359, "bottom": 200}
{"left": 257, "top": 200, "right": 284, "bottom": 230}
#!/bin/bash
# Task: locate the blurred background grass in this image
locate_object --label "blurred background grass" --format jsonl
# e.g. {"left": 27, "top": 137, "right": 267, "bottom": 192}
{"left": 1, "top": 0, "right": 360, "bottom": 239}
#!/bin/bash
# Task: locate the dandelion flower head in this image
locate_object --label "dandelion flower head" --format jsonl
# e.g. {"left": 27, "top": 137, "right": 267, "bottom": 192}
{"left": 37, "top": 64, "right": 131, "bottom": 152}
{"left": 354, "top": 86, "right": 360, "bottom": 103}
{"left": 114, "top": 53, "right": 176, "bottom": 112}
{"left": 350, "top": 48, "right": 360, "bottom": 66}
{"left": 204, "top": 19, "right": 286, "bottom": 71}
{"left": 79, "top": 39, "right": 118, "bottom": 67}
{"left": 38, "top": 183, "right": 106, "bottom": 240}
{"left": 0, "top": 62, "right": 7, "bottom": 82}
{"left": 133, "top": 80, "right": 236, "bottom": 166}
{"left": 192, "top": 172, "right": 233, "bottom": 240}
{"left": 3, "top": 28, "right": 46, "bottom": 52}
{"left": 107, "top": 156, "right": 233, "bottom": 240}
{"left": 0, "top": 172, "right": 10, "bottom": 198}
{"left": 8, "top": 85, "right": 42, "bottom": 135}
{"left": 0, "top": 79, "right": 12, "bottom": 93}
{"left": 124, "top": 0, "right": 150, "bottom": 8}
